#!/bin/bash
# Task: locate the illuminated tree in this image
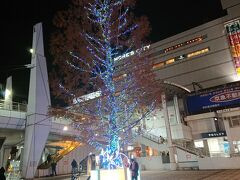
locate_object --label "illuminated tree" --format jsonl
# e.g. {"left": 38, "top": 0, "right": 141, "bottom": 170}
{"left": 50, "top": 0, "right": 160, "bottom": 169}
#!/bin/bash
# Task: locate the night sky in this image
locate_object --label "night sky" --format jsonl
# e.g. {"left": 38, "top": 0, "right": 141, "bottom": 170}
{"left": 0, "top": 0, "right": 226, "bottom": 102}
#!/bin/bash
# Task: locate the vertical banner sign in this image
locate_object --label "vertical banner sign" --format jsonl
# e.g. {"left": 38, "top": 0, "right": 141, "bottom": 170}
{"left": 225, "top": 19, "right": 240, "bottom": 75}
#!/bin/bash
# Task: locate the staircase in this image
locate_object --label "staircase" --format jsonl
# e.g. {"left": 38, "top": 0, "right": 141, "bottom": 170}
{"left": 173, "top": 140, "right": 209, "bottom": 157}
{"left": 38, "top": 141, "right": 80, "bottom": 169}
{"left": 134, "top": 131, "right": 168, "bottom": 152}
{"left": 136, "top": 131, "right": 208, "bottom": 157}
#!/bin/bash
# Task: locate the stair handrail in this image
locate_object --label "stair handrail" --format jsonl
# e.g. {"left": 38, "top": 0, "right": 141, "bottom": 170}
{"left": 172, "top": 139, "right": 207, "bottom": 157}
{"left": 139, "top": 130, "right": 167, "bottom": 144}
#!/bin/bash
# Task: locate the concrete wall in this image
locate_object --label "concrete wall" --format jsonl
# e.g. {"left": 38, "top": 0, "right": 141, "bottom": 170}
{"left": 221, "top": 110, "right": 240, "bottom": 140}
{"left": 221, "top": 0, "right": 240, "bottom": 9}
{"left": 136, "top": 156, "right": 170, "bottom": 170}
{"left": 171, "top": 124, "right": 192, "bottom": 140}
{"left": 185, "top": 112, "right": 217, "bottom": 139}
{"left": 198, "top": 157, "right": 240, "bottom": 169}
{"left": 176, "top": 148, "right": 198, "bottom": 163}
{"left": 227, "top": 126, "right": 240, "bottom": 140}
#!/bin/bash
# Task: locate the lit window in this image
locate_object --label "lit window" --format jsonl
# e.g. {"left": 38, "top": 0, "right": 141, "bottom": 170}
{"left": 150, "top": 35, "right": 207, "bottom": 58}
{"left": 194, "top": 140, "right": 204, "bottom": 148}
{"left": 165, "top": 58, "right": 175, "bottom": 65}
{"left": 187, "top": 47, "right": 209, "bottom": 58}
{"left": 152, "top": 47, "right": 210, "bottom": 71}
{"left": 152, "top": 62, "right": 164, "bottom": 69}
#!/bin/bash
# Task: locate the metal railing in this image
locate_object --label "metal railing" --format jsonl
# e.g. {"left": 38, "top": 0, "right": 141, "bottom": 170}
{"left": 0, "top": 99, "right": 27, "bottom": 112}
{"left": 139, "top": 130, "right": 209, "bottom": 157}
{"left": 173, "top": 139, "right": 209, "bottom": 157}
{"left": 139, "top": 130, "right": 167, "bottom": 144}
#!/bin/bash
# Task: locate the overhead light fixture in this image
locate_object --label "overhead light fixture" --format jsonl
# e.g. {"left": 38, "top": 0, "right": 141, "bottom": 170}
{"left": 5, "top": 89, "right": 12, "bottom": 99}
{"left": 29, "top": 48, "right": 34, "bottom": 54}
{"left": 63, "top": 126, "right": 68, "bottom": 131}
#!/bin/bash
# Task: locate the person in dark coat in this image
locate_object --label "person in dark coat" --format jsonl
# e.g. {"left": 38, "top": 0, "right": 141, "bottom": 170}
{"left": 0, "top": 167, "right": 6, "bottom": 180}
{"left": 129, "top": 158, "right": 139, "bottom": 180}
{"left": 47, "top": 154, "right": 52, "bottom": 164}
{"left": 51, "top": 159, "right": 57, "bottom": 176}
{"left": 71, "top": 159, "right": 78, "bottom": 174}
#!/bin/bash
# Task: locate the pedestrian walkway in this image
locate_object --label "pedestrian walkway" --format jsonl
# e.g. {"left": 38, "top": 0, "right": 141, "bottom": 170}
{"left": 29, "top": 169, "right": 240, "bottom": 180}
{"left": 201, "top": 169, "right": 240, "bottom": 180}
{"left": 141, "top": 170, "right": 240, "bottom": 180}
{"left": 34, "top": 174, "right": 89, "bottom": 180}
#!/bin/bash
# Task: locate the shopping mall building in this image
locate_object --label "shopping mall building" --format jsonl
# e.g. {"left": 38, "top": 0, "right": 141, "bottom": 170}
{"left": 0, "top": 0, "right": 240, "bottom": 178}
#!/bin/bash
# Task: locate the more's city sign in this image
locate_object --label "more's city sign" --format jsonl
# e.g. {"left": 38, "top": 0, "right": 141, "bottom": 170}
{"left": 187, "top": 83, "right": 240, "bottom": 114}
{"left": 114, "top": 45, "right": 150, "bottom": 62}
{"left": 202, "top": 131, "right": 226, "bottom": 138}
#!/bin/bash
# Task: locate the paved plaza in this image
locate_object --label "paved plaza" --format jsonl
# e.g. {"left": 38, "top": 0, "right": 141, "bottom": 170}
{"left": 141, "top": 170, "right": 240, "bottom": 180}
{"left": 35, "top": 169, "right": 240, "bottom": 180}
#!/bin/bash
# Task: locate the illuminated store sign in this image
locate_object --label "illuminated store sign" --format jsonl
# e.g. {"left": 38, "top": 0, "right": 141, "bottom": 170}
{"left": 187, "top": 82, "right": 240, "bottom": 114}
{"left": 114, "top": 45, "right": 150, "bottom": 62}
{"left": 202, "top": 131, "right": 226, "bottom": 138}
{"left": 225, "top": 19, "right": 240, "bottom": 75}
{"left": 210, "top": 90, "right": 240, "bottom": 103}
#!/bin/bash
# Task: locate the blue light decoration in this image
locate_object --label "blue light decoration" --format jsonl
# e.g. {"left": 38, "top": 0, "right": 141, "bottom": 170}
{"left": 59, "top": 0, "right": 156, "bottom": 170}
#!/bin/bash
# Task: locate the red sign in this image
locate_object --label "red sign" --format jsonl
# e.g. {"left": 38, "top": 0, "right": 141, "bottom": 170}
{"left": 186, "top": 154, "right": 191, "bottom": 160}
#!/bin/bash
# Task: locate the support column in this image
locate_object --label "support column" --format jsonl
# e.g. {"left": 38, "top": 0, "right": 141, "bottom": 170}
{"left": 141, "top": 144, "right": 147, "bottom": 157}
{"left": 173, "top": 95, "right": 181, "bottom": 124}
{"left": 4, "top": 76, "right": 12, "bottom": 110}
{"left": 223, "top": 117, "right": 235, "bottom": 154}
{"left": 0, "top": 145, "right": 4, "bottom": 167}
{"left": 161, "top": 93, "right": 177, "bottom": 170}
{"left": 0, "top": 147, "right": 11, "bottom": 169}
{"left": 21, "top": 23, "right": 52, "bottom": 179}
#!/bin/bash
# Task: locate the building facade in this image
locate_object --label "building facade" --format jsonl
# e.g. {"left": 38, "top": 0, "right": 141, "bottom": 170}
{"left": 129, "top": 0, "right": 240, "bottom": 170}
{"left": 1, "top": 0, "right": 240, "bottom": 177}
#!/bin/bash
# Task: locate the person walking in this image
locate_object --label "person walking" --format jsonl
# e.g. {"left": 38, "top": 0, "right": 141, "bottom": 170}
{"left": 159, "top": 135, "right": 164, "bottom": 143}
{"left": 71, "top": 159, "right": 78, "bottom": 172}
{"left": 130, "top": 158, "right": 139, "bottom": 180}
{"left": 51, "top": 159, "right": 57, "bottom": 176}
{"left": 47, "top": 154, "right": 52, "bottom": 164}
{"left": 0, "top": 167, "right": 6, "bottom": 180}
{"left": 71, "top": 159, "right": 78, "bottom": 179}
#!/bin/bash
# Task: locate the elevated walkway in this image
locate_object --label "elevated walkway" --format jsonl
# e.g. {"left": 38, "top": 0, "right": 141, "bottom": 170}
{"left": 0, "top": 100, "right": 26, "bottom": 129}
{"left": 0, "top": 100, "right": 81, "bottom": 137}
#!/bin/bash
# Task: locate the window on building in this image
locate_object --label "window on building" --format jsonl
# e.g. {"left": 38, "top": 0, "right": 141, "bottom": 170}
{"left": 165, "top": 58, "right": 175, "bottom": 65}
{"left": 228, "top": 115, "right": 240, "bottom": 128}
{"left": 152, "top": 47, "right": 210, "bottom": 70}
{"left": 152, "top": 62, "right": 164, "bottom": 70}
{"left": 149, "top": 35, "right": 207, "bottom": 58}
{"left": 194, "top": 140, "right": 204, "bottom": 148}
{"left": 187, "top": 47, "right": 210, "bottom": 58}
{"left": 164, "top": 36, "right": 207, "bottom": 53}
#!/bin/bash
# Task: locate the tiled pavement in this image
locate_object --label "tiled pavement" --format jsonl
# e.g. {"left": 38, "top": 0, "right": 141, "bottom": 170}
{"left": 200, "top": 169, "right": 240, "bottom": 180}
{"left": 140, "top": 170, "right": 240, "bottom": 180}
